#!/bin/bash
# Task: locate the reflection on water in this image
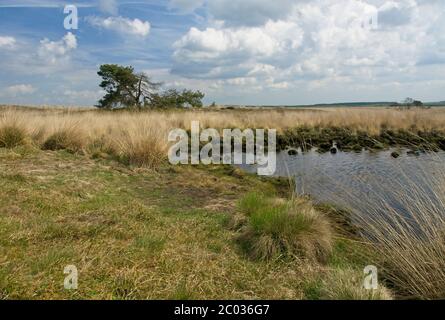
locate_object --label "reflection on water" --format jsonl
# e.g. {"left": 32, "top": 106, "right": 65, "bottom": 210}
{"left": 239, "top": 149, "right": 445, "bottom": 220}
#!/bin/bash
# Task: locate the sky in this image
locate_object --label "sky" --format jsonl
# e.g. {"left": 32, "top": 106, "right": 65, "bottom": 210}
{"left": 0, "top": 0, "right": 444, "bottom": 106}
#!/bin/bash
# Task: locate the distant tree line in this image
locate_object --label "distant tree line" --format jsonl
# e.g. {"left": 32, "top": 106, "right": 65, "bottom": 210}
{"left": 96, "top": 64, "right": 205, "bottom": 110}
{"left": 391, "top": 97, "right": 430, "bottom": 109}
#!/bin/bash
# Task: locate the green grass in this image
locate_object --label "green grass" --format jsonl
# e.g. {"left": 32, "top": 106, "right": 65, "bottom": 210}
{"left": 0, "top": 147, "right": 384, "bottom": 300}
{"left": 0, "top": 148, "right": 315, "bottom": 299}
{"left": 236, "top": 193, "right": 333, "bottom": 262}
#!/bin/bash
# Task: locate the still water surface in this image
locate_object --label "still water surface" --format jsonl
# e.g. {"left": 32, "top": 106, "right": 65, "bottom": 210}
{"left": 239, "top": 149, "right": 445, "bottom": 219}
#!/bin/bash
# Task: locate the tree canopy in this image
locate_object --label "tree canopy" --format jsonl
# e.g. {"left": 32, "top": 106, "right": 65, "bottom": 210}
{"left": 97, "top": 64, "right": 204, "bottom": 109}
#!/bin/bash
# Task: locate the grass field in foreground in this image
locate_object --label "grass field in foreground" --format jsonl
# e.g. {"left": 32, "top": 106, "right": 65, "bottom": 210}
{"left": 0, "top": 146, "right": 384, "bottom": 300}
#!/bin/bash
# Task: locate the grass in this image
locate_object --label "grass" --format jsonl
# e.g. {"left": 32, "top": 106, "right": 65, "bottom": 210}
{"left": 279, "top": 125, "right": 445, "bottom": 152}
{"left": 319, "top": 268, "right": 393, "bottom": 300}
{"left": 0, "top": 146, "right": 385, "bottom": 299}
{"left": 236, "top": 193, "right": 333, "bottom": 262}
{"left": 1, "top": 105, "right": 444, "bottom": 299}
{"left": 0, "top": 106, "right": 444, "bottom": 163}
{"left": 0, "top": 112, "right": 27, "bottom": 148}
{"left": 42, "top": 129, "right": 85, "bottom": 153}
{"left": 0, "top": 147, "right": 319, "bottom": 299}
{"left": 322, "top": 157, "right": 445, "bottom": 299}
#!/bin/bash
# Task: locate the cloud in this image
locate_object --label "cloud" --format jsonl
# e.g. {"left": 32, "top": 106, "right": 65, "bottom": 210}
{"left": 173, "top": 20, "right": 304, "bottom": 76}
{"left": 88, "top": 16, "right": 151, "bottom": 37}
{"left": 0, "top": 84, "right": 36, "bottom": 97}
{"left": 169, "top": 0, "right": 205, "bottom": 13}
{"left": 62, "top": 89, "right": 104, "bottom": 101}
{"left": 0, "top": 32, "right": 79, "bottom": 77}
{"left": 98, "top": 0, "right": 118, "bottom": 15}
{"left": 0, "top": 0, "right": 93, "bottom": 8}
{"left": 378, "top": 1, "right": 416, "bottom": 27}
{"left": 168, "top": 0, "right": 295, "bottom": 25}
{"left": 0, "top": 36, "right": 16, "bottom": 48}
{"left": 38, "top": 32, "right": 77, "bottom": 64}
{"left": 171, "top": 0, "right": 445, "bottom": 96}
{"left": 207, "top": 0, "right": 296, "bottom": 26}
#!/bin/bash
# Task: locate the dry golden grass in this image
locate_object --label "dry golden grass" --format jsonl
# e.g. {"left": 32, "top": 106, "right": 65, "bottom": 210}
{"left": 320, "top": 268, "right": 393, "bottom": 300}
{"left": 325, "top": 156, "right": 445, "bottom": 299}
{"left": 2, "top": 105, "right": 445, "bottom": 135}
{"left": 0, "top": 106, "right": 444, "bottom": 168}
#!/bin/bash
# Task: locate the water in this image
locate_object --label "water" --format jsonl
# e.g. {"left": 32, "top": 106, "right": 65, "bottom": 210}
{"left": 239, "top": 149, "right": 445, "bottom": 221}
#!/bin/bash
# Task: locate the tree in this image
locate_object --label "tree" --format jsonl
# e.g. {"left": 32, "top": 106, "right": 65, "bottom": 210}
{"left": 403, "top": 97, "right": 414, "bottom": 105}
{"left": 413, "top": 100, "right": 423, "bottom": 107}
{"left": 181, "top": 89, "right": 205, "bottom": 108}
{"left": 97, "top": 64, "right": 205, "bottom": 110}
{"left": 97, "top": 64, "right": 160, "bottom": 109}
{"left": 144, "top": 89, "right": 205, "bottom": 109}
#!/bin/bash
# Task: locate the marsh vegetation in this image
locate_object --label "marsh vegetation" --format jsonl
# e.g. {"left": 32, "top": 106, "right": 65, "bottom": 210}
{"left": 0, "top": 105, "right": 444, "bottom": 300}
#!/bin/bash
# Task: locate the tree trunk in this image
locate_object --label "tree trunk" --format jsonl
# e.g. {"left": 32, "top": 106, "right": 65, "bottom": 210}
{"left": 135, "top": 76, "right": 143, "bottom": 109}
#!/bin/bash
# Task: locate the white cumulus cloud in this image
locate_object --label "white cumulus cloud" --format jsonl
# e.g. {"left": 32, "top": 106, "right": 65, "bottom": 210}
{"left": 98, "top": 0, "right": 118, "bottom": 15}
{"left": 171, "top": 0, "right": 445, "bottom": 96}
{"left": 0, "top": 36, "right": 16, "bottom": 48}
{"left": 88, "top": 16, "right": 151, "bottom": 37}
{"left": 38, "top": 32, "right": 77, "bottom": 64}
{"left": 0, "top": 84, "right": 36, "bottom": 97}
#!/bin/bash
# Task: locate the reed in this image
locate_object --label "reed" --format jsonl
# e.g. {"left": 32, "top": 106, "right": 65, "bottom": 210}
{"left": 1, "top": 106, "right": 444, "bottom": 168}
{"left": 321, "top": 156, "right": 445, "bottom": 299}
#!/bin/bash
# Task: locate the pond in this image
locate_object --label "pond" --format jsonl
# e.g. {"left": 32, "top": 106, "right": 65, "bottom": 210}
{"left": 239, "top": 149, "right": 445, "bottom": 222}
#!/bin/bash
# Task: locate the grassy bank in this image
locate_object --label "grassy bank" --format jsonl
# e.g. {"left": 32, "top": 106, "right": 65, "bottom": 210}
{"left": 278, "top": 126, "right": 445, "bottom": 152}
{"left": 0, "top": 146, "right": 385, "bottom": 299}
{"left": 1, "top": 106, "right": 445, "bottom": 300}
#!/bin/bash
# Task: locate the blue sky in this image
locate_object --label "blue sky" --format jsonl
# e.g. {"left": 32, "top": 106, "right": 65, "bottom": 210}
{"left": 0, "top": 0, "right": 445, "bottom": 106}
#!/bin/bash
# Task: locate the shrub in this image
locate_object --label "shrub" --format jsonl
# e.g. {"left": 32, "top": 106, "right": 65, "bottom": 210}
{"left": 237, "top": 193, "right": 333, "bottom": 262}
{"left": 0, "top": 125, "right": 26, "bottom": 148}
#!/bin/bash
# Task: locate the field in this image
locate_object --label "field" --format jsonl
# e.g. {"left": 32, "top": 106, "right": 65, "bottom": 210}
{"left": 1, "top": 105, "right": 444, "bottom": 300}
{"left": 1, "top": 106, "right": 445, "bottom": 158}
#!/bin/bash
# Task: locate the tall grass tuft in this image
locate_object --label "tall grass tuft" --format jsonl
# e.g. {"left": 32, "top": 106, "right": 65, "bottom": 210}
{"left": 320, "top": 268, "right": 393, "bottom": 300}
{"left": 323, "top": 157, "right": 445, "bottom": 299}
{"left": 0, "top": 125, "right": 26, "bottom": 148}
{"left": 43, "top": 128, "right": 85, "bottom": 153}
{"left": 237, "top": 193, "right": 333, "bottom": 262}
{"left": 112, "top": 124, "right": 167, "bottom": 169}
{"left": 0, "top": 111, "right": 27, "bottom": 148}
